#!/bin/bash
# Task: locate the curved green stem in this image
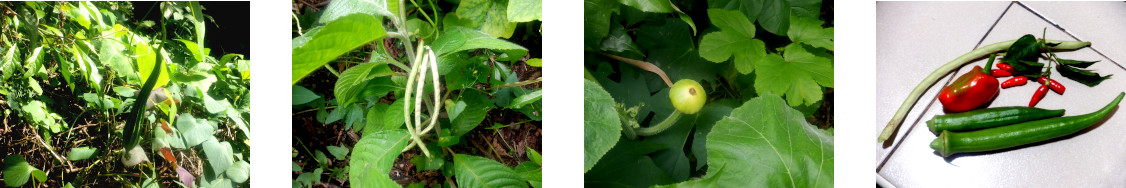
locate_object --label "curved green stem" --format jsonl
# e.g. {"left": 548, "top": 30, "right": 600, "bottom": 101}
{"left": 636, "top": 111, "right": 682, "bottom": 136}
{"left": 878, "top": 39, "right": 1090, "bottom": 143}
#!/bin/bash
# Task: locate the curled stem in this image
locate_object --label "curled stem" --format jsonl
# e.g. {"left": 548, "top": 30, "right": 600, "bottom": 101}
{"left": 878, "top": 39, "right": 1090, "bottom": 143}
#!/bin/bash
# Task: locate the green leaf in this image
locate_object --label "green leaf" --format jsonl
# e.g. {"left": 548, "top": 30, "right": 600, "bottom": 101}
{"left": 452, "top": 154, "right": 528, "bottom": 188}
{"left": 704, "top": 94, "right": 833, "bottom": 187}
{"left": 456, "top": 0, "right": 518, "bottom": 38}
{"left": 787, "top": 16, "right": 833, "bottom": 51}
{"left": 1001, "top": 34, "right": 1043, "bottom": 75}
{"left": 446, "top": 100, "right": 468, "bottom": 122}
{"left": 583, "top": 80, "right": 620, "bottom": 172}
{"left": 326, "top": 146, "right": 350, "bottom": 160}
{"left": 754, "top": 44, "right": 833, "bottom": 106}
{"left": 432, "top": 27, "right": 527, "bottom": 56}
{"left": 175, "top": 39, "right": 204, "bottom": 62}
{"left": 583, "top": 139, "right": 673, "bottom": 187}
{"left": 99, "top": 39, "right": 138, "bottom": 83}
{"left": 349, "top": 130, "right": 410, "bottom": 188}
{"left": 526, "top": 58, "right": 542, "bottom": 67}
{"left": 292, "top": 13, "right": 386, "bottom": 84}
{"left": 584, "top": 0, "right": 618, "bottom": 49}
{"left": 334, "top": 63, "right": 392, "bottom": 108}
{"left": 202, "top": 138, "right": 234, "bottom": 176}
{"left": 133, "top": 36, "right": 169, "bottom": 88}
{"left": 616, "top": 0, "right": 674, "bottom": 13}
{"left": 404, "top": 18, "right": 435, "bottom": 40}
{"left": 225, "top": 161, "right": 250, "bottom": 183}
{"left": 292, "top": 85, "right": 321, "bottom": 106}
{"left": 514, "top": 161, "right": 542, "bottom": 188}
{"left": 509, "top": 89, "right": 542, "bottom": 109}
{"left": 698, "top": 9, "right": 764, "bottom": 74}
{"left": 1056, "top": 58, "right": 1098, "bottom": 68}
{"left": 526, "top": 148, "right": 542, "bottom": 166}
{"left": 1056, "top": 64, "right": 1112, "bottom": 87}
{"left": 707, "top": 0, "right": 762, "bottom": 24}
{"left": 756, "top": 0, "right": 790, "bottom": 35}
{"left": 599, "top": 24, "right": 645, "bottom": 57}
{"left": 508, "top": 0, "right": 542, "bottom": 22}
{"left": 4, "top": 155, "right": 46, "bottom": 187}
{"left": 2, "top": 45, "right": 19, "bottom": 79}
{"left": 789, "top": 0, "right": 822, "bottom": 18}
{"left": 317, "top": 0, "right": 397, "bottom": 24}
{"left": 67, "top": 147, "right": 98, "bottom": 161}
{"left": 383, "top": 98, "right": 407, "bottom": 130}
{"left": 363, "top": 103, "right": 390, "bottom": 135}
{"left": 21, "top": 100, "right": 47, "bottom": 123}
{"left": 450, "top": 90, "right": 493, "bottom": 138}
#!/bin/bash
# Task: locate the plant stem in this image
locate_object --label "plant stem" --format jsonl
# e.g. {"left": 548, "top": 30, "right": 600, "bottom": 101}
{"left": 601, "top": 53, "right": 673, "bottom": 87}
{"left": 489, "top": 77, "right": 543, "bottom": 90}
{"left": 636, "top": 111, "right": 682, "bottom": 136}
{"left": 322, "top": 64, "right": 340, "bottom": 77}
{"left": 878, "top": 39, "right": 1090, "bottom": 143}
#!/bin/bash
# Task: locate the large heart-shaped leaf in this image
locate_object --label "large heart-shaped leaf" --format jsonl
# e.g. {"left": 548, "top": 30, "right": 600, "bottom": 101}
{"left": 583, "top": 80, "right": 620, "bottom": 172}
{"left": 452, "top": 154, "right": 528, "bottom": 188}
{"left": 177, "top": 113, "right": 214, "bottom": 147}
{"left": 349, "top": 130, "right": 410, "bottom": 187}
{"left": 701, "top": 94, "right": 833, "bottom": 187}
{"left": 292, "top": 13, "right": 386, "bottom": 84}
{"left": 202, "top": 138, "right": 234, "bottom": 176}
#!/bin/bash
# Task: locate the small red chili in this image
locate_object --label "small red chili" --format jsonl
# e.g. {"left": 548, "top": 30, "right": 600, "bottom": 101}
{"left": 1037, "top": 77, "right": 1066, "bottom": 94}
{"left": 1001, "top": 76, "right": 1028, "bottom": 88}
{"left": 991, "top": 69, "right": 1012, "bottom": 77}
{"left": 939, "top": 65, "right": 1000, "bottom": 112}
{"left": 1029, "top": 85, "right": 1049, "bottom": 107}
{"left": 996, "top": 63, "right": 1016, "bottom": 73}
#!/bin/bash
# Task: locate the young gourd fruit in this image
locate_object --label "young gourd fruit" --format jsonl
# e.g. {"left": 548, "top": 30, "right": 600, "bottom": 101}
{"left": 670, "top": 79, "right": 706, "bottom": 114}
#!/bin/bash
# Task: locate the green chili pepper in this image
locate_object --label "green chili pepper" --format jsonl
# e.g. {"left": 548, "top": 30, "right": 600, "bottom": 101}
{"left": 931, "top": 92, "right": 1124, "bottom": 157}
{"left": 926, "top": 107, "right": 1065, "bottom": 134}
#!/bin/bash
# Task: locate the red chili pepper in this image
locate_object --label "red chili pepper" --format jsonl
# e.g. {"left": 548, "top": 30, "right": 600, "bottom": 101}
{"left": 1037, "top": 77, "right": 1066, "bottom": 94}
{"left": 1001, "top": 76, "right": 1028, "bottom": 88}
{"left": 1029, "top": 85, "right": 1049, "bottom": 107}
{"left": 996, "top": 63, "right": 1016, "bottom": 73}
{"left": 991, "top": 69, "right": 1012, "bottom": 77}
{"left": 939, "top": 65, "right": 1000, "bottom": 112}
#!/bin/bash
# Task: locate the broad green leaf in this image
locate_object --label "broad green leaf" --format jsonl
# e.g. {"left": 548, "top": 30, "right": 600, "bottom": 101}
{"left": 334, "top": 63, "right": 391, "bottom": 108}
{"left": 27, "top": 78, "right": 42, "bottom": 96}
{"left": 317, "top": 0, "right": 396, "bottom": 24}
{"left": 1000, "top": 34, "right": 1042, "bottom": 75}
{"left": 789, "top": 0, "right": 822, "bottom": 18}
{"left": 616, "top": 0, "right": 674, "bottom": 13}
{"left": 450, "top": 90, "right": 493, "bottom": 138}
{"left": 754, "top": 44, "right": 833, "bottom": 106}
{"left": 177, "top": 113, "right": 213, "bottom": 147}
{"left": 645, "top": 108, "right": 696, "bottom": 181}
{"left": 292, "top": 14, "right": 386, "bottom": 84}
{"left": 432, "top": 27, "right": 527, "bottom": 56}
{"left": 599, "top": 24, "right": 645, "bottom": 57}
{"left": 326, "top": 145, "right": 350, "bottom": 160}
{"left": 4, "top": 155, "right": 46, "bottom": 187}
{"left": 452, "top": 154, "right": 528, "bottom": 188}
{"left": 226, "top": 161, "right": 250, "bottom": 183}
{"left": 446, "top": 100, "right": 468, "bottom": 122}
{"left": 383, "top": 98, "right": 407, "bottom": 130}
{"left": 707, "top": 0, "right": 762, "bottom": 24}
{"left": 787, "top": 16, "right": 833, "bottom": 51}
{"left": 99, "top": 38, "right": 137, "bottom": 83}
{"left": 1056, "top": 64, "right": 1112, "bottom": 87}
{"left": 526, "top": 148, "right": 542, "bottom": 166}
{"left": 405, "top": 18, "right": 435, "bottom": 40}
{"left": 292, "top": 85, "right": 321, "bottom": 106}
{"left": 457, "top": 0, "right": 518, "bottom": 38}
{"left": 2, "top": 45, "right": 18, "bottom": 79}
{"left": 349, "top": 130, "right": 410, "bottom": 188}
{"left": 363, "top": 103, "right": 390, "bottom": 135}
{"left": 653, "top": 165, "right": 725, "bottom": 188}
{"left": 509, "top": 89, "right": 542, "bottom": 109}
{"left": 176, "top": 39, "right": 204, "bottom": 62}
{"left": 756, "top": 0, "right": 790, "bottom": 35}
{"left": 21, "top": 100, "right": 47, "bottom": 123}
{"left": 584, "top": 0, "right": 618, "bottom": 49}
{"left": 202, "top": 138, "right": 234, "bottom": 176}
{"left": 133, "top": 36, "right": 169, "bottom": 88}
{"left": 583, "top": 80, "right": 620, "bottom": 172}
{"left": 514, "top": 161, "right": 542, "bottom": 188}
{"left": 698, "top": 31, "right": 765, "bottom": 74}
{"left": 507, "top": 0, "right": 542, "bottom": 22}
{"left": 526, "top": 58, "right": 541, "bottom": 67}
{"left": 583, "top": 139, "right": 673, "bottom": 187}
{"left": 67, "top": 147, "right": 98, "bottom": 161}
{"left": 634, "top": 18, "right": 718, "bottom": 85}
{"left": 704, "top": 94, "right": 833, "bottom": 187}
{"left": 698, "top": 9, "right": 764, "bottom": 74}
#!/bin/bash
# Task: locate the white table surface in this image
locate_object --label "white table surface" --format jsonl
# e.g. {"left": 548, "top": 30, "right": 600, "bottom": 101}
{"left": 876, "top": 2, "right": 1126, "bottom": 187}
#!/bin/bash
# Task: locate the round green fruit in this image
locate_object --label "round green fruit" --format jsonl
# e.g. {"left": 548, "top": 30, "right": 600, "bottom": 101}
{"left": 669, "top": 79, "right": 706, "bottom": 114}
